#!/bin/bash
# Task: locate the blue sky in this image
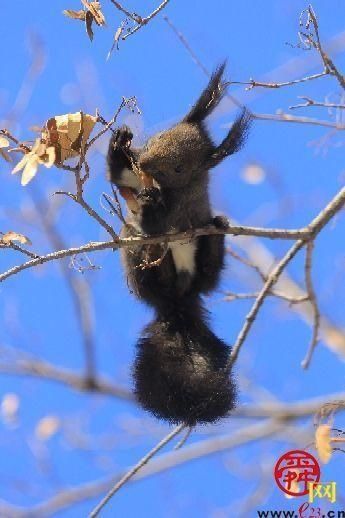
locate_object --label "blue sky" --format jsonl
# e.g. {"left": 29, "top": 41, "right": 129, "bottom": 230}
{"left": 1, "top": 1, "right": 345, "bottom": 516}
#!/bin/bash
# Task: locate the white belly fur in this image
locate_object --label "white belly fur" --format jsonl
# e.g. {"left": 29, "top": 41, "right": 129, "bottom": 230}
{"left": 169, "top": 240, "right": 196, "bottom": 275}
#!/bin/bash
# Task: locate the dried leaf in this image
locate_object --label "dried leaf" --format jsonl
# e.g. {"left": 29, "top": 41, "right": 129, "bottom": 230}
{"left": 11, "top": 111, "right": 97, "bottom": 184}
{"left": 63, "top": 9, "right": 86, "bottom": 20}
{"left": 1, "top": 231, "right": 32, "bottom": 245}
{"left": 46, "top": 111, "right": 97, "bottom": 163}
{"left": 21, "top": 155, "right": 39, "bottom": 186}
{"left": 44, "top": 146, "right": 56, "bottom": 169}
{"left": 315, "top": 424, "right": 332, "bottom": 463}
{"left": 85, "top": 10, "right": 94, "bottom": 41}
{"left": 35, "top": 415, "right": 60, "bottom": 441}
{"left": 11, "top": 154, "right": 29, "bottom": 175}
{"left": 0, "top": 136, "right": 10, "bottom": 148}
{"left": 81, "top": 0, "right": 106, "bottom": 25}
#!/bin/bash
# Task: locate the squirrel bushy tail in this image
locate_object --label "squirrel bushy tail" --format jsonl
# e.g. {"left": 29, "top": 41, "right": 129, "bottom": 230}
{"left": 133, "top": 296, "right": 236, "bottom": 426}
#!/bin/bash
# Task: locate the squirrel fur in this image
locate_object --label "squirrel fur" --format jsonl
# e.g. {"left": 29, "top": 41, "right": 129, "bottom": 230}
{"left": 107, "top": 64, "right": 251, "bottom": 425}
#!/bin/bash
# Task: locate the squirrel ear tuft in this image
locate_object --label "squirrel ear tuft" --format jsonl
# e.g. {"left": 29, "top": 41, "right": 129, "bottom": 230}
{"left": 184, "top": 62, "right": 227, "bottom": 124}
{"left": 206, "top": 109, "right": 252, "bottom": 169}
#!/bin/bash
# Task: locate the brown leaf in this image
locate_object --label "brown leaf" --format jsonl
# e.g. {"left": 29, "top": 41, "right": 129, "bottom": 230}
{"left": 46, "top": 112, "right": 97, "bottom": 163}
{"left": 81, "top": 0, "right": 106, "bottom": 26}
{"left": 85, "top": 10, "right": 94, "bottom": 41}
{"left": 2, "top": 231, "right": 32, "bottom": 245}
{"left": 12, "top": 153, "right": 30, "bottom": 175}
{"left": 21, "top": 155, "right": 40, "bottom": 186}
{"left": 63, "top": 9, "right": 86, "bottom": 20}
{"left": 315, "top": 424, "right": 332, "bottom": 464}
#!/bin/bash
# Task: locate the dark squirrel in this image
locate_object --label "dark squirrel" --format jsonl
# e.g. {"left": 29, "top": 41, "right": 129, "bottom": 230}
{"left": 107, "top": 64, "right": 251, "bottom": 425}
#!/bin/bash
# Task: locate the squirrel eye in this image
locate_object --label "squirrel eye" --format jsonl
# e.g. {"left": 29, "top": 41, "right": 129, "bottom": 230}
{"left": 174, "top": 165, "right": 183, "bottom": 173}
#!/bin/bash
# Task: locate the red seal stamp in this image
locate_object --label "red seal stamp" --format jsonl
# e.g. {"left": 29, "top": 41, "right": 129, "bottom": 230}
{"left": 274, "top": 450, "right": 321, "bottom": 497}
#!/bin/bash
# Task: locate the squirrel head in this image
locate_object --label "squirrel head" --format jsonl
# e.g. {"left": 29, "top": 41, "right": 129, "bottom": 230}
{"left": 138, "top": 123, "right": 213, "bottom": 188}
{"left": 138, "top": 63, "right": 251, "bottom": 189}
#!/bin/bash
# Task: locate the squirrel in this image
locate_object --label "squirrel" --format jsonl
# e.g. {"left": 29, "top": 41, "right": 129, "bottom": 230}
{"left": 107, "top": 64, "right": 251, "bottom": 425}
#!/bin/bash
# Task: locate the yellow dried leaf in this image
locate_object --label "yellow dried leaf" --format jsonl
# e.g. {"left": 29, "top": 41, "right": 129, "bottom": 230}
{"left": 81, "top": 0, "right": 106, "bottom": 25}
{"left": 39, "top": 146, "right": 56, "bottom": 168}
{"left": 63, "top": 9, "right": 86, "bottom": 20}
{"left": 2, "top": 231, "right": 32, "bottom": 245}
{"left": 21, "top": 155, "right": 39, "bottom": 186}
{"left": 47, "top": 111, "right": 97, "bottom": 163}
{"left": 11, "top": 154, "right": 29, "bottom": 174}
{"left": 35, "top": 415, "right": 60, "bottom": 440}
{"left": 315, "top": 424, "right": 332, "bottom": 463}
{"left": 0, "top": 136, "right": 10, "bottom": 148}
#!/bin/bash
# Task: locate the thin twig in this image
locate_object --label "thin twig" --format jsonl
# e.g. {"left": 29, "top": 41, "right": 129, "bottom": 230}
{"left": 229, "top": 239, "right": 305, "bottom": 367}
{"left": 89, "top": 424, "right": 184, "bottom": 517}
{"left": 228, "top": 70, "right": 328, "bottom": 91}
{"left": 174, "top": 427, "right": 193, "bottom": 450}
{"left": 301, "top": 241, "right": 321, "bottom": 369}
{"left": 0, "top": 349, "right": 133, "bottom": 401}
{"left": 31, "top": 190, "right": 97, "bottom": 382}
{"left": 1, "top": 419, "right": 286, "bottom": 517}
{"left": 223, "top": 290, "right": 308, "bottom": 305}
{"left": 246, "top": 111, "right": 345, "bottom": 130}
{"left": 163, "top": 16, "right": 209, "bottom": 77}
{"left": 289, "top": 96, "right": 345, "bottom": 110}
{"left": 307, "top": 6, "right": 345, "bottom": 90}
{"left": 228, "top": 185, "right": 345, "bottom": 367}
{"left": 0, "top": 241, "right": 39, "bottom": 259}
{"left": 109, "top": 0, "right": 142, "bottom": 23}
{"left": 117, "top": 0, "right": 171, "bottom": 41}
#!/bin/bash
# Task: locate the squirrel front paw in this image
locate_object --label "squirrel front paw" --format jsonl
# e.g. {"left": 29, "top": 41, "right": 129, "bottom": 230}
{"left": 110, "top": 125, "right": 133, "bottom": 151}
{"left": 137, "top": 186, "right": 162, "bottom": 206}
{"left": 213, "top": 215, "right": 230, "bottom": 230}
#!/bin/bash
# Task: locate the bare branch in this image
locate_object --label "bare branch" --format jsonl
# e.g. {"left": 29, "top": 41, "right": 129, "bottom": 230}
{"left": 246, "top": 111, "right": 345, "bottom": 130}
{"left": 30, "top": 191, "right": 97, "bottom": 382}
{"left": 1, "top": 419, "right": 284, "bottom": 517}
{"left": 229, "top": 186, "right": 345, "bottom": 366}
{"left": 306, "top": 6, "right": 345, "bottom": 90}
{"left": 228, "top": 70, "right": 328, "bottom": 91}
{"left": 229, "top": 240, "right": 306, "bottom": 366}
{"left": 0, "top": 223, "right": 316, "bottom": 284}
{"left": 0, "top": 349, "right": 133, "bottom": 401}
{"left": 112, "top": 0, "right": 171, "bottom": 42}
{"left": 89, "top": 424, "right": 184, "bottom": 517}
{"left": 301, "top": 241, "right": 321, "bottom": 369}
{"left": 223, "top": 290, "right": 308, "bottom": 305}
{"left": 289, "top": 96, "right": 345, "bottom": 110}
